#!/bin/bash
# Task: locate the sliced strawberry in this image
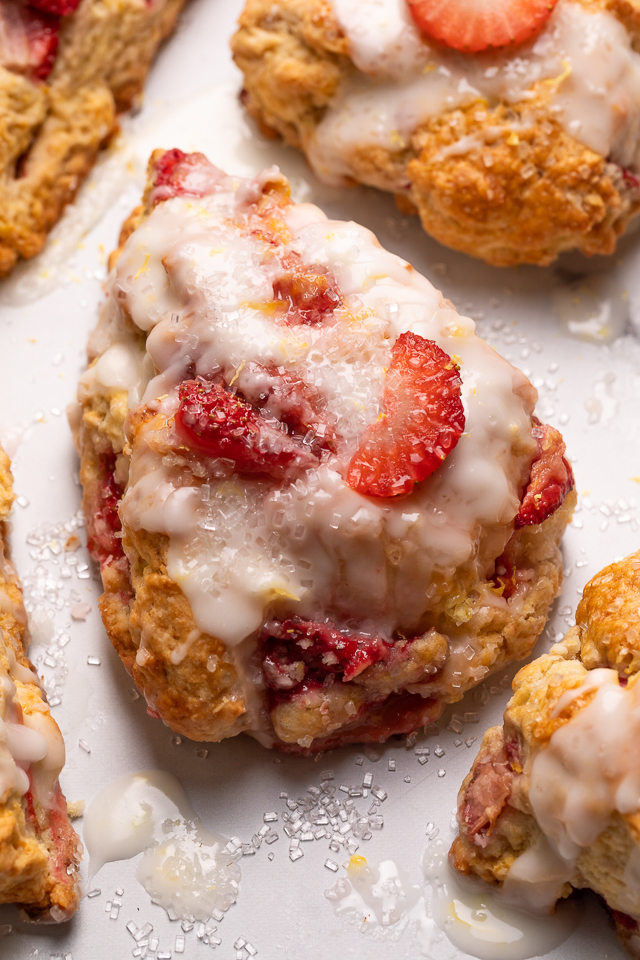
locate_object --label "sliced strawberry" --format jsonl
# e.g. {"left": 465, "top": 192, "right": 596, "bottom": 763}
{"left": 0, "top": 0, "right": 59, "bottom": 81}
{"left": 407, "top": 0, "right": 559, "bottom": 52}
{"left": 260, "top": 617, "right": 388, "bottom": 694}
{"left": 176, "top": 377, "right": 318, "bottom": 479}
{"left": 28, "top": 0, "right": 81, "bottom": 15}
{"left": 515, "top": 418, "right": 573, "bottom": 527}
{"left": 273, "top": 254, "right": 341, "bottom": 325}
{"left": 346, "top": 331, "right": 464, "bottom": 498}
{"left": 150, "top": 149, "right": 225, "bottom": 205}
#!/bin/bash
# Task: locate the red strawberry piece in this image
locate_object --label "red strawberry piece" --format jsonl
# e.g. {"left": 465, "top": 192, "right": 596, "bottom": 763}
{"left": 407, "top": 0, "right": 559, "bottom": 52}
{"left": 346, "top": 331, "right": 465, "bottom": 498}
{"left": 622, "top": 168, "right": 640, "bottom": 191}
{"left": 150, "top": 149, "right": 225, "bottom": 205}
{"left": 491, "top": 554, "right": 517, "bottom": 600}
{"left": 461, "top": 744, "right": 514, "bottom": 844}
{"left": 28, "top": 0, "right": 81, "bottom": 15}
{"left": 176, "top": 377, "right": 318, "bottom": 479}
{"left": 273, "top": 255, "right": 341, "bottom": 325}
{"left": 260, "top": 617, "right": 388, "bottom": 693}
{"left": 85, "top": 452, "right": 126, "bottom": 569}
{"left": 238, "top": 362, "right": 335, "bottom": 458}
{"left": 515, "top": 418, "right": 573, "bottom": 527}
{"left": 0, "top": 0, "right": 59, "bottom": 81}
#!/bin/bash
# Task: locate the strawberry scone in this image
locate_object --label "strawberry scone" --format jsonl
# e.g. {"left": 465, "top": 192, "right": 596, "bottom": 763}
{"left": 0, "top": 445, "right": 81, "bottom": 920}
{"left": 72, "top": 148, "right": 575, "bottom": 752}
{"left": 451, "top": 551, "right": 640, "bottom": 958}
{"left": 232, "top": 0, "right": 640, "bottom": 267}
{"left": 0, "top": 0, "right": 186, "bottom": 278}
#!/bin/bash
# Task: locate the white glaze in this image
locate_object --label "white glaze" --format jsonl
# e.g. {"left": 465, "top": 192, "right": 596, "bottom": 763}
{"left": 423, "top": 840, "right": 578, "bottom": 959}
{"left": 83, "top": 770, "right": 241, "bottom": 921}
{"left": 0, "top": 542, "right": 65, "bottom": 807}
{"left": 325, "top": 855, "right": 428, "bottom": 943}
{"left": 530, "top": 669, "right": 640, "bottom": 860}
{"left": 315, "top": 0, "right": 640, "bottom": 187}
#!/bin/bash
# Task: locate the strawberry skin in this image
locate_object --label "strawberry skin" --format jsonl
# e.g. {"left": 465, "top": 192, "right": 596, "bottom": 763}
{"left": 261, "top": 617, "right": 388, "bottom": 692}
{"left": 515, "top": 418, "right": 573, "bottom": 527}
{"left": 407, "top": 0, "right": 559, "bottom": 52}
{"left": 176, "top": 377, "right": 317, "bottom": 480}
{"left": 28, "top": 0, "right": 81, "bottom": 15}
{"left": 0, "top": 1, "right": 59, "bottom": 81}
{"left": 346, "top": 331, "right": 465, "bottom": 498}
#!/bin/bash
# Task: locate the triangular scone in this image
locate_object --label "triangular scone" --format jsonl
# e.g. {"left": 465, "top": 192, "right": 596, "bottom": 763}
{"left": 0, "top": 445, "right": 81, "bottom": 920}
{"left": 73, "top": 149, "right": 575, "bottom": 753}
{"left": 0, "top": 0, "right": 187, "bottom": 277}
{"left": 452, "top": 551, "right": 640, "bottom": 958}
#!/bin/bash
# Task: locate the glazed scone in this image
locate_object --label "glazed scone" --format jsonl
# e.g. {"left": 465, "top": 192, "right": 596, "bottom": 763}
{"left": 0, "top": 445, "right": 81, "bottom": 920}
{"left": 0, "top": 0, "right": 186, "bottom": 278}
{"left": 72, "top": 148, "right": 575, "bottom": 752}
{"left": 232, "top": 0, "right": 640, "bottom": 267}
{"left": 451, "top": 550, "right": 640, "bottom": 958}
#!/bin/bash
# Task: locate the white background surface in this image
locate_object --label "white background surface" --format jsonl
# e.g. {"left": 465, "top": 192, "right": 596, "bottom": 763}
{"left": 1, "top": 0, "right": 640, "bottom": 956}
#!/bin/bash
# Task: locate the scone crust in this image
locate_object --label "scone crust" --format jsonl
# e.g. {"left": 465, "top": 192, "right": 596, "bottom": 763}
{"left": 0, "top": 449, "right": 81, "bottom": 920}
{"left": 232, "top": 0, "right": 640, "bottom": 267}
{"left": 0, "top": 0, "right": 187, "bottom": 278}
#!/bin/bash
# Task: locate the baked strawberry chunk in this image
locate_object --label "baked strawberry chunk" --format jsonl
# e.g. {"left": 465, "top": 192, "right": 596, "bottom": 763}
{"left": 150, "top": 148, "right": 224, "bottom": 205}
{"left": 346, "top": 332, "right": 464, "bottom": 498}
{"left": 261, "top": 617, "right": 388, "bottom": 692}
{"left": 176, "top": 377, "right": 318, "bottom": 479}
{"left": 0, "top": 0, "right": 59, "bottom": 81}
{"left": 28, "top": 0, "right": 81, "bottom": 15}
{"left": 85, "top": 453, "right": 126, "bottom": 569}
{"left": 460, "top": 744, "right": 514, "bottom": 845}
{"left": 238, "top": 362, "right": 335, "bottom": 459}
{"left": 273, "top": 255, "right": 341, "bottom": 325}
{"left": 407, "top": 0, "right": 559, "bottom": 52}
{"left": 515, "top": 419, "right": 574, "bottom": 527}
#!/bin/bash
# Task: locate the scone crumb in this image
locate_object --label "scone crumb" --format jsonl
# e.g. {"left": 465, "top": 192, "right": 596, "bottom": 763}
{"left": 67, "top": 800, "right": 85, "bottom": 819}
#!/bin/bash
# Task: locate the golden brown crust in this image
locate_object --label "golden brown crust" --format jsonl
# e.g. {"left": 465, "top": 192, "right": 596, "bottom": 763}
{"left": 0, "top": 0, "right": 187, "bottom": 277}
{"left": 232, "top": 0, "right": 640, "bottom": 267}
{"left": 0, "top": 447, "right": 81, "bottom": 919}
{"left": 452, "top": 549, "right": 640, "bottom": 947}
{"left": 577, "top": 552, "right": 640, "bottom": 675}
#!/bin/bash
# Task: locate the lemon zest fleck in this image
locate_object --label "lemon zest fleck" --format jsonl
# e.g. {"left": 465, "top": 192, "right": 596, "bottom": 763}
{"left": 229, "top": 360, "right": 246, "bottom": 387}
{"left": 134, "top": 253, "right": 150, "bottom": 281}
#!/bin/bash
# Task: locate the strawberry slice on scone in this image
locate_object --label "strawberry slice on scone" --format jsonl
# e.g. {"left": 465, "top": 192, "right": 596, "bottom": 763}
{"left": 346, "top": 331, "right": 465, "bottom": 498}
{"left": 407, "top": 0, "right": 559, "bottom": 52}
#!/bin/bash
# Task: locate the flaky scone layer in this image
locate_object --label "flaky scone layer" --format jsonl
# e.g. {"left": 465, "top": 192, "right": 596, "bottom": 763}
{"left": 0, "top": 0, "right": 186, "bottom": 278}
{"left": 232, "top": 0, "right": 640, "bottom": 267}
{"left": 0, "top": 447, "right": 81, "bottom": 920}
{"left": 451, "top": 550, "right": 640, "bottom": 958}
